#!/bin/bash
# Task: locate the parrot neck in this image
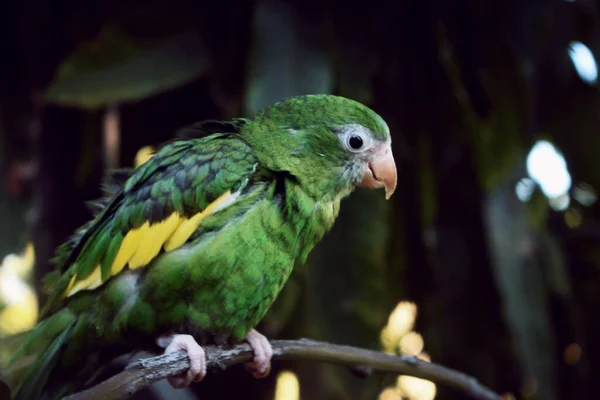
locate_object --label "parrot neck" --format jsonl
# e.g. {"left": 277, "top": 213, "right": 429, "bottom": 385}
{"left": 240, "top": 122, "right": 356, "bottom": 202}
{"left": 280, "top": 180, "right": 342, "bottom": 263}
{"left": 239, "top": 121, "right": 303, "bottom": 171}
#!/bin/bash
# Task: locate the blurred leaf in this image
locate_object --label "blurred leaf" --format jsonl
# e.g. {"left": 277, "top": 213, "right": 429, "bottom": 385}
{"left": 484, "top": 164, "right": 558, "bottom": 400}
{"left": 45, "top": 27, "right": 209, "bottom": 109}
{"left": 537, "top": 229, "right": 572, "bottom": 298}
{"left": 243, "top": 0, "right": 333, "bottom": 115}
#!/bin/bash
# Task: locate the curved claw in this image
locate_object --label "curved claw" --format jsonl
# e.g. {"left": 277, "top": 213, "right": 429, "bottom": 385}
{"left": 159, "top": 334, "right": 207, "bottom": 388}
{"left": 244, "top": 329, "right": 273, "bottom": 378}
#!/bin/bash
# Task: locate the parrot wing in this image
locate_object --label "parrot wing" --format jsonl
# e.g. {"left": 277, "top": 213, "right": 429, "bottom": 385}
{"left": 42, "top": 127, "right": 259, "bottom": 317}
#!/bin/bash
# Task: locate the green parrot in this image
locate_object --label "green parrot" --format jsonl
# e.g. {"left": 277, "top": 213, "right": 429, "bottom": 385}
{"left": 4, "top": 94, "right": 397, "bottom": 399}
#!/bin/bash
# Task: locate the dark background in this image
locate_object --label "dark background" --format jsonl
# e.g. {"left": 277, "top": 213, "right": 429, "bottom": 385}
{"left": 0, "top": 0, "right": 598, "bottom": 399}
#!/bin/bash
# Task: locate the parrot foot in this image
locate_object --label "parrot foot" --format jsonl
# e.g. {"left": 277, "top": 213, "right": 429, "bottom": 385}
{"left": 244, "top": 329, "right": 273, "bottom": 378}
{"left": 158, "top": 334, "right": 207, "bottom": 389}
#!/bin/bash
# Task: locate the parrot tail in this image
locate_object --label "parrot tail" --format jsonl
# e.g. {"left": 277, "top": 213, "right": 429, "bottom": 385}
{"left": 3, "top": 309, "right": 77, "bottom": 400}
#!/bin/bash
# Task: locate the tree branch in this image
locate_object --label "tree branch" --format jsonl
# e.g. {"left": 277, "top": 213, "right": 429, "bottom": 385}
{"left": 63, "top": 338, "right": 501, "bottom": 400}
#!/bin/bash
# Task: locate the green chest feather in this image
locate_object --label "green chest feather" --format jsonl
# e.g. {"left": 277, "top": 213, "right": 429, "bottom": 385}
{"left": 91, "top": 177, "right": 341, "bottom": 345}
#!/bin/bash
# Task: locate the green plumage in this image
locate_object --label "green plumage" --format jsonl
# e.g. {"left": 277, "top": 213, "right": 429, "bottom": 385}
{"left": 3, "top": 95, "right": 393, "bottom": 399}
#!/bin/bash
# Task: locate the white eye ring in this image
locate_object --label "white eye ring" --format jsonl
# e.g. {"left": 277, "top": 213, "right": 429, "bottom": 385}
{"left": 339, "top": 124, "right": 373, "bottom": 153}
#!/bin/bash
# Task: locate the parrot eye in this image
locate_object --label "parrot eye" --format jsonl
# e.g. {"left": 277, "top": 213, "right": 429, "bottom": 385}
{"left": 339, "top": 124, "right": 373, "bottom": 153}
{"left": 348, "top": 135, "right": 364, "bottom": 150}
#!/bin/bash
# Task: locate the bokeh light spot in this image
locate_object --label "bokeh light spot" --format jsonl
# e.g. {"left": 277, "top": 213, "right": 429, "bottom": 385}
{"left": 564, "top": 208, "right": 583, "bottom": 229}
{"left": 398, "top": 375, "right": 437, "bottom": 400}
{"left": 564, "top": 343, "right": 582, "bottom": 366}
{"left": 526, "top": 140, "right": 571, "bottom": 199}
{"left": 573, "top": 182, "right": 597, "bottom": 206}
{"left": 568, "top": 41, "right": 598, "bottom": 84}
{"left": 274, "top": 370, "right": 299, "bottom": 400}
{"left": 515, "top": 178, "right": 536, "bottom": 202}
{"left": 400, "top": 332, "right": 425, "bottom": 356}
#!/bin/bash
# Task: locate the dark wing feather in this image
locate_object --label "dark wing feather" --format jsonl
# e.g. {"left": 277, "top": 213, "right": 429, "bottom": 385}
{"left": 42, "top": 129, "right": 258, "bottom": 316}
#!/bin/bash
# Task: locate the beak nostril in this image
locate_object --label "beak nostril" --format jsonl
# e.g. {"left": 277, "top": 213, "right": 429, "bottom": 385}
{"left": 369, "top": 165, "right": 378, "bottom": 181}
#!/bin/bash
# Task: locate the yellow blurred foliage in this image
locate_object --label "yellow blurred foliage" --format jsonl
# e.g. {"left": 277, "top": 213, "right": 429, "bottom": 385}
{"left": 379, "top": 300, "right": 437, "bottom": 399}
{"left": 0, "top": 294, "right": 37, "bottom": 336}
{"left": 274, "top": 370, "right": 299, "bottom": 400}
{"left": 398, "top": 375, "right": 437, "bottom": 400}
{"left": 1, "top": 242, "right": 34, "bottom": 278}
{"left": 378, "top": 386, "right": 402, "bottom": 400}
{"left": 399, "top": 332, "right": 424, "bottom": 356}
{"left": 380, "top": 301, "right": 417, "bottom": 353}
{"left": 0, "top": 242, "right": 38, "bottom": 337}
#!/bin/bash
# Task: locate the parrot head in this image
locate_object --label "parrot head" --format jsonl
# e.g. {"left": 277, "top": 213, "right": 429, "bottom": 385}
{"left": 242, "top": 94, "right": 397, "bottom": 201}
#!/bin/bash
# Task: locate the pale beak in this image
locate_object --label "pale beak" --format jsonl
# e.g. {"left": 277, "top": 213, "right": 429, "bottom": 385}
{"left": 359, "top": 144, "right": 397, "bottom": 200}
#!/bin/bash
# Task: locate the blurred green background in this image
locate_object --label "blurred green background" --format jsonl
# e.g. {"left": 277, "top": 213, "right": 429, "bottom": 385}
{"left": 0, "top": 0, "right": 598, "bottom": 399}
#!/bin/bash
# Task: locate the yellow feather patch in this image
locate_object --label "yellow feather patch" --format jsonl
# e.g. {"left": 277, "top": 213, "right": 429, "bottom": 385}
{"left": 129, "top": 213, "right": 180, "bottom": 268}
{"left": 65, "top": 267, "right": 102, "bottom": 297}
{"left": 163, "top": 190, "right": 233, "bottom": 251}
{"left": 111, "top": 226, "right": 144, "bottom": 275}
{"left": 64, "top": 190, "right": 237, "bottom": 298}
{"left": 163, "top": 213, "right": 203, "bottom": 252}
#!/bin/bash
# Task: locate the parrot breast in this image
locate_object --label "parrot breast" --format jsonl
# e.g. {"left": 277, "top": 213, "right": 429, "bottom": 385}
{"left": 99, "top": 177, "right": 341, "bottom": 346}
